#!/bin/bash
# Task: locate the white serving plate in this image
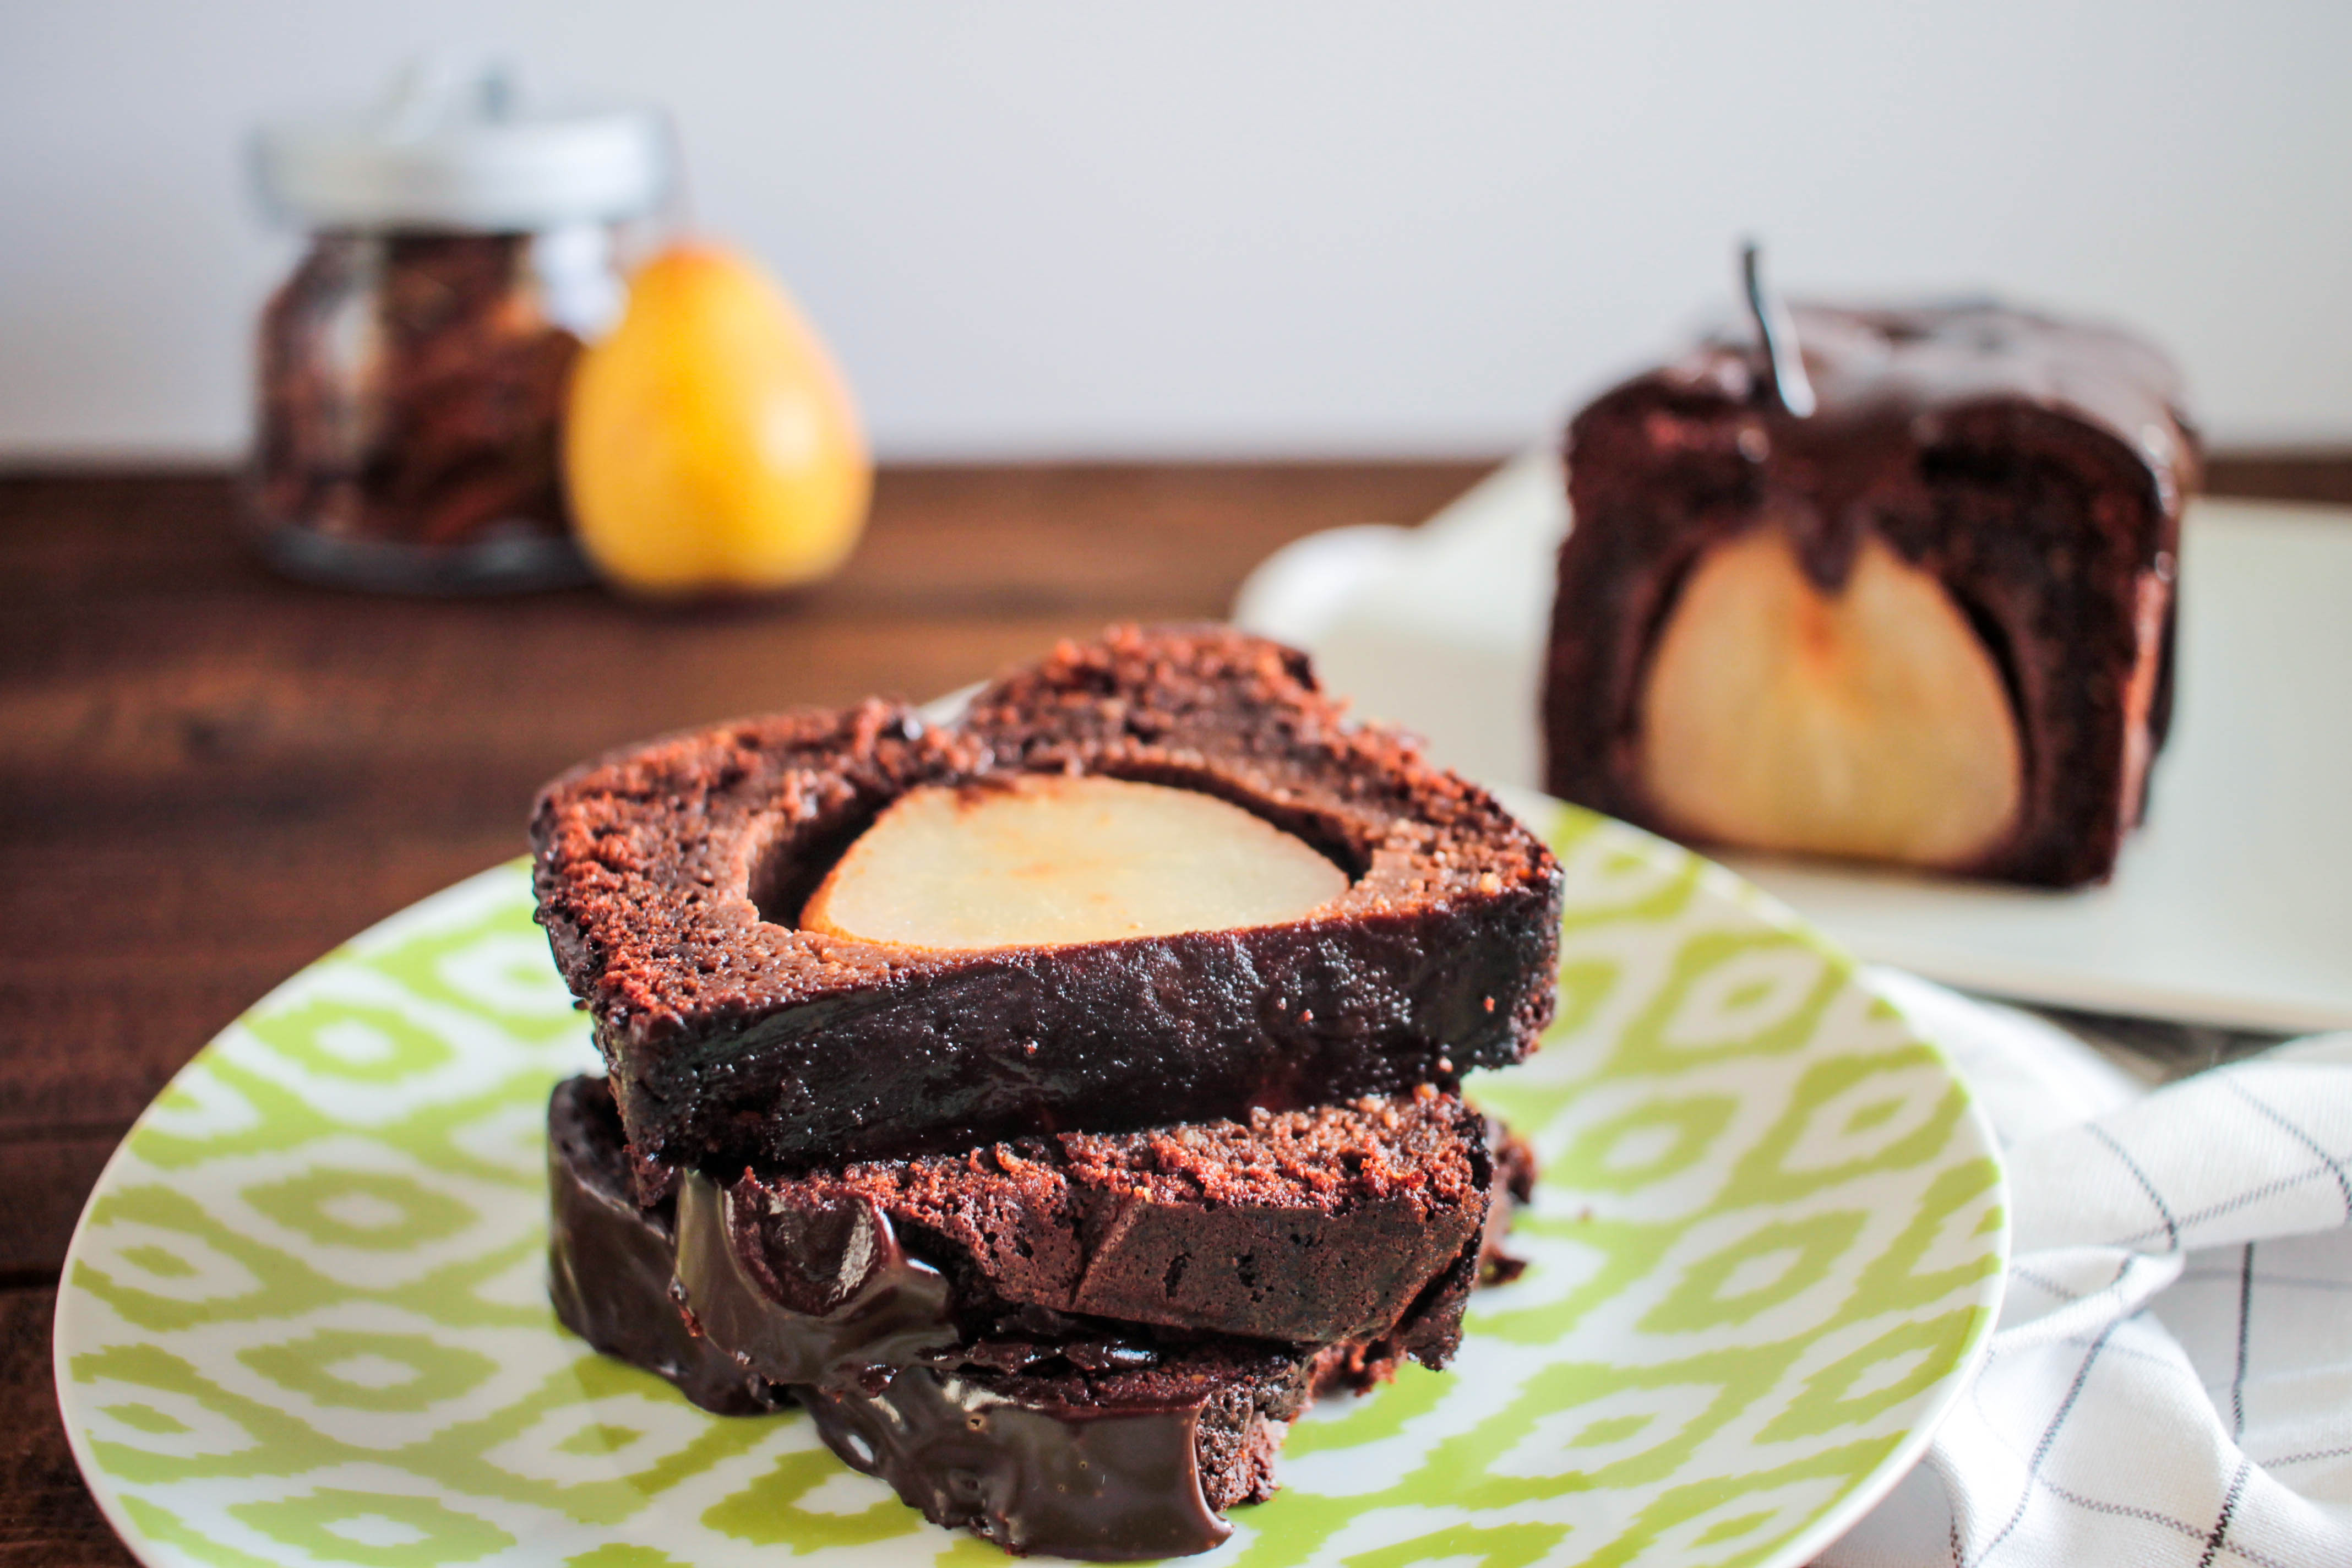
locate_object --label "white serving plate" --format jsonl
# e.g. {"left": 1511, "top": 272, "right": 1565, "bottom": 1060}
{"left": 1235, "top": 450, "right": 2352, "bottom": 1033}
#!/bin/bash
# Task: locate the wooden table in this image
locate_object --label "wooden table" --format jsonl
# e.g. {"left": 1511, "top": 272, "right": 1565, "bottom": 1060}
{"left": 3, "top": 453, "right": 2344, "bottom": 1564}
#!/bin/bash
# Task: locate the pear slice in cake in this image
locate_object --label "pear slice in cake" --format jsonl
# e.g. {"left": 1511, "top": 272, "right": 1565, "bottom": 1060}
{"left": 802, "top": 775, "right": 1348, "bottom": 949}
{"left": 1636, "top": 526, "right": 2023, "bottom": 869}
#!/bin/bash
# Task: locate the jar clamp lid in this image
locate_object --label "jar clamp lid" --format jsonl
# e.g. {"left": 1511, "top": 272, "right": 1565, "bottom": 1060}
{"left": 255, "top": 59, "right": 670, "bottom": 231}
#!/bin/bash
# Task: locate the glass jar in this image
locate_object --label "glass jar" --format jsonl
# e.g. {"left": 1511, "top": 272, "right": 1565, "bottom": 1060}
{"left": 249, "top": 64, "right": 669, "bottom": 592}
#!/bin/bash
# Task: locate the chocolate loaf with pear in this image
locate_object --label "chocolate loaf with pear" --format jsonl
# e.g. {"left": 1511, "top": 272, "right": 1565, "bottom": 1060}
{"left": 1545, "top": 302, "right": 2198, "bottom": 888}
{"left": 533, "top": 625, "right": 1562, "bottom": 1188}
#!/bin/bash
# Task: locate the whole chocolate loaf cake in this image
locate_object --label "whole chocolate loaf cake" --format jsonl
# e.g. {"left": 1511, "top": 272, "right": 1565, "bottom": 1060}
{"left": 1545, "top": 302, "right": 2198, "bottom": 887}
{"left": 534, "top": 625, "right": 1562, "bottom": 1183}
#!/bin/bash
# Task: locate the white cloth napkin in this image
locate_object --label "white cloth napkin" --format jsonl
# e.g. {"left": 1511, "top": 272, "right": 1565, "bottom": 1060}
{"left": 1821, "top": 972, "right": 2352, "bottom": 1567}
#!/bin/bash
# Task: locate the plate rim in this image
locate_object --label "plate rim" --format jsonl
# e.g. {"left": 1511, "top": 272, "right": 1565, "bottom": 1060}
{"left": 51, "top": 861, "right": 538, "bottom": 1568}
{"left": 1489, "top": 786, "right": 2012, "bottom": 1568}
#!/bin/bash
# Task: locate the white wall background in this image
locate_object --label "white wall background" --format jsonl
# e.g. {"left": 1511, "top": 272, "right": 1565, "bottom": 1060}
{"left": 4, "top": 1, "right": 2349, "bottom": 461}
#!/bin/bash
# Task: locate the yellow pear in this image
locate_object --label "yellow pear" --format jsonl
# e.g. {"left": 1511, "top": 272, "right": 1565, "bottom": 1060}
{"left": 565, "top": 243, "right": 871, "bottom": 597}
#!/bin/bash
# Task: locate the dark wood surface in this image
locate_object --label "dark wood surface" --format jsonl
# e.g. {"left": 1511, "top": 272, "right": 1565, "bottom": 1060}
{"left": 3, "top": 453, "right": 2346, "bottom": 1565}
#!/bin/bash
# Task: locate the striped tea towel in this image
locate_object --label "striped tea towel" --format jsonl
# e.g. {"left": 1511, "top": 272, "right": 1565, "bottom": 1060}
{"left": 1821, "top": 973, "right": 2352, "bottom": 1567}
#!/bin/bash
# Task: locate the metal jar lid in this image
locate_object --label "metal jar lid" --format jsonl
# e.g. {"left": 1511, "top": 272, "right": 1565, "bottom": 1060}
{"left": 255, "top": 59, "right": 671, "bottom": 231}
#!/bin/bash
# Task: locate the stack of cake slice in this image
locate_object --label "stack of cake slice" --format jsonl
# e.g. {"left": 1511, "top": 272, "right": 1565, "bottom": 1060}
{"left": 530, "top": 625, "right": 1564, "bottom": 1559}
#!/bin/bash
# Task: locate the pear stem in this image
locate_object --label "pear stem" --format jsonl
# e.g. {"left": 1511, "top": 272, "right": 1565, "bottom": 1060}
{"left": 1741, "top": 241, "right": 1816, "bottom": 418}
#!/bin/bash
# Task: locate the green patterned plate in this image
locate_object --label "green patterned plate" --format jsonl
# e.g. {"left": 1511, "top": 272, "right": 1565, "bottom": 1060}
{"left": 57, "top": 791, "right": 2005, "bottom": 1568}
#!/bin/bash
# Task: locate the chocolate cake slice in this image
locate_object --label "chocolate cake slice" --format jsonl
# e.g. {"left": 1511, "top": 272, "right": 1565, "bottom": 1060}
{"left": 545, "top": 1076, "right": 1380, "bottom": 1559}
{"left": 533, "top": 624, "right": 1562, "bottom": 1182}
{"left": 672, "top": 1081, "right": 1499, "bottom": 1390}
{"left": 546, "top": 1075, "right": 1304, "bottom": 1558}
{"left": 547, "top": 1074, "right": 1538, "bottom": 1559}
{"left": 1546, "top": 302, "right": 2198, "bottom": 888}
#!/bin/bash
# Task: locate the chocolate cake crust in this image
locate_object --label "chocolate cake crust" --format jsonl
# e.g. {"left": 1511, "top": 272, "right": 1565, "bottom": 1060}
{"left": 1547, "top": 303, "right": 2199, "bottom": 887}
{"left": 534, "top": 625, "right": 1562, "bottom": 1180}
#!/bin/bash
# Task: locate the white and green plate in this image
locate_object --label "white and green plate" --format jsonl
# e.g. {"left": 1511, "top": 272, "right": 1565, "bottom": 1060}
{"left": 56, "top": 791, "right": 2005, "bottom": 1568}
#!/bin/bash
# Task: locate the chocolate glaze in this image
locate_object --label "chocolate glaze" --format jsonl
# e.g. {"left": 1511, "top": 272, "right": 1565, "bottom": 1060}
{"left": 1546, "top": 302, "right": 2201, "bottom": 888}
{"left": 801, "top": 1346, "right": 1313, "bottom": 1560}
{"left": 545, "top": 1077, "right": 783, "bottom": 1415}
{"left": 672, "top": 1167, "right": 960, "bottom": 1390}
{"left": 532, "top": 625, "right": 1563, "bottom": 1185}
